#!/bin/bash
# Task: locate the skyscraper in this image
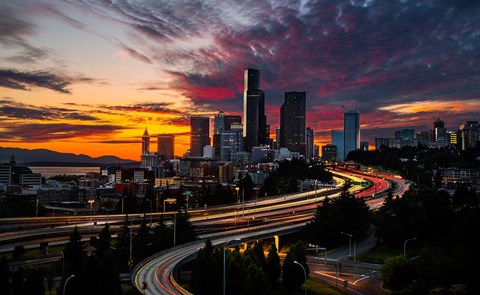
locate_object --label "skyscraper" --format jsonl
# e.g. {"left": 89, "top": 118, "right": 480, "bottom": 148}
{"left": 157, "top": 134, "right": 175, "bottom": 159}
{"left": 190, "top": 117, "right": 210, "bottom": 157}
{"left": 280, "top": 91, "right": 306, "bottom": 154}
{"left": 433, "top": 118, "right": 446, "bottom": 143}
{"left": 344, "top": 110, "right": 360, "bottom": 160}
{"left": 213, "top": 111, "right": 241, "bottom": 159}
{"left": 243, "top": 68, "right": 267, "bottom": 152}
{"left": 141, "top": 127, "right": 150, "bottom": 156}
{"left": 306, "top": 127, "right": 314, "bottom": 160}
{"left": 332, "top": 130, "right": 345, "bottom": 161}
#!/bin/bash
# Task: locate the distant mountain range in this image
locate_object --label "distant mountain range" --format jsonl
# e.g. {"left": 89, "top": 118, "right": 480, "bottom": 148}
{"left": 0, "top": 147, "right": 134, "bottom": 165}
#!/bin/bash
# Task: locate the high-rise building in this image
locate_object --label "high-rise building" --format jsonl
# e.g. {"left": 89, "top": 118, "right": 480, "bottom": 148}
{"left": 141, "top": 127, "right": 150, "bottom": 156}
{"left": 433, "top": 118, "right": 446, "bottom": 143}
{"left": 306, "top": 127, "right": 314, "bottom": 160}
{"left": 214, "top": 111, "right": 241, "bottom": 159}
{"left": 220, "top": 129, "right": 243, "bottom": 162}
{"left": 344, "top": 110, "right": 360, "bottom": 159}
{"left": 322, "top": 144, "right": 337, "bottom": 162}
{"left": 157, "top": 134, "right": 175, "bottom": 159}
{"left": 459, "top": 121, "right": 479, "bottom": 149}
{"left": 243, "top": 68, "right": 267, "bottom": 152}
{"left": 190, "top": 117, "right": 210, "bottom": 157}
{"left": 280, "top": 91, "right": 306, "bottom": 155}
{"left": 332, "top": 130, "right": 345, "bottom": 161}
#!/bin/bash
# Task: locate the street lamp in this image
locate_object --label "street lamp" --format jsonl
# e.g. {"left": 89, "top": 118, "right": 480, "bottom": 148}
{"left": 314, "top": 179, "right": 318, "bottom": 198}
{"left": 224, "top": 238, "right": 241, "bottom": 295}
{"left": 60, "top": 251, "right": 65, "bottom": 274}
{"left": 129, "top": 216, "right": 139, "bottom": 270}
{"left": 235, "top": 187, "right": 239, "bottom": 203}
{"left": 293, "top": 261, "right": 307, "bottom": 295}
{"left": 63, "top": 274, "right": 75, "bottom": 295}
{"left": 340, "top": 232, "right": 355, "bottom": 262}
{"left": 403, "top": 238, "right": 417, "bottom": 260}
{"left": 88, "top": 199, "right": 94, "bottom": 224}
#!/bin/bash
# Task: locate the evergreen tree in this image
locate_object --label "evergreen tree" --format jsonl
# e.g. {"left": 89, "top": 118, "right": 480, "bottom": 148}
{"left": 96, "top": 224, "right": 111, "bottom": 257}
{"left": 0, "top": 256, "right": 11, "bottom": 294}
{"left": 63, "top": 226, "right": 85, "bottom": 276}
{"left": 265, "top": 244, "right": 281, "bottom": 285}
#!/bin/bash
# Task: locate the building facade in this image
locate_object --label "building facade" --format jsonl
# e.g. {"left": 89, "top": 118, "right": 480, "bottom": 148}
{"left": 190, "top": 116, "right": 211, "bottom": 157}
{"left": 157, "top": 134, "right": 175, "bottom": 159}
{"left": 344, "top": 110, "right": 360, "bottom": 159}
{"left": 331, "top": 130, "right": 345, "bottom": 161}
{"left": 243, "top": 69, "right": 267, "bottom": 152}
{"left": 280, "top": 91, "right": 306, "bottom": 155}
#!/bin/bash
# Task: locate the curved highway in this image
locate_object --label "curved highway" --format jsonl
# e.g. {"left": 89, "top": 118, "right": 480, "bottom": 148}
{"left": 132, "top": 170, "right": 398, "bottom": 294}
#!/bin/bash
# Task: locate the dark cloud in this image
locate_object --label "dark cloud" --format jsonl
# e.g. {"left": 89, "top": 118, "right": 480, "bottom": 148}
{"left": 0, "top": 68, "right": 103, "bottom": 94}
{"left": 0, "top": 68, "right": 71, "bottom": 93}
{"left": 0, "top": 122, "right": 120, "bottom": 142}
{"left": 0, "top": 100, "right": 98, "bottom": 121}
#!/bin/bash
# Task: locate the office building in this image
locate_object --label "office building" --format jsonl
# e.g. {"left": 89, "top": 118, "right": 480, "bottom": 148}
{"left": 344, "top": 110, "right": 360, "bottom": 159}
{"left": 322, "top": 144, "right": 337, "bottom": 162}
{"left": 213, "top": 111, "right": 241, "bottom": 159}
{"left": 459, "top": 121, "right": 479, "bottom": 149}
{"left": 243, "top": 68, "right": 267, "bottom": 152}
{"left": 190, "top": 117, "right": 211, "bottom": 157}
{"left": 306, "top": 127, "right": 314, "bottom": 160}
{"left": 331, "top": 130, "right": 345, "bottom": 161}
{"left": 280, "top": 91, "right": 306, "bottom": 154}
{"left": 157, "top": 134, "right": 175, "bottom": 159}
{"left": 220, "top": 129, "right": 243, "bottom": 162}
{"left": 360, "top": 141, "right": 369, "bottom": 151}
{"left": 433, "top": 118, "right": 446, "bottom": 143}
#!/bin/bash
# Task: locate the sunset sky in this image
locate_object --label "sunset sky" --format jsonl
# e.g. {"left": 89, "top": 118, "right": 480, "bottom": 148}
{"left": 1, "top": 0, "right": 479, "bottom": 161}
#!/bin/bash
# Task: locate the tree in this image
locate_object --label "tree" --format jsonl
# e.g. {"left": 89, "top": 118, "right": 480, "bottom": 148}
{"left": 265, "top": 244, "right": 281, "bottom": 285}
{"left": 191, "top": 239, "right": 222, "bottom": 295}
{"left": 96, "top": 224, "right": 111, "bottom": 257}
{"left": 282, "top": 241, "right": 309, "bottom": 291}
{"left": 308, "top": 185, "right": 372, "bottom": 247}
{"left": 63, "top": 226, "right": 85, "bottom": 276}
{"left": 381, "top": 255, "right": 416, "bottom": 290}
{"left": 174, "top": 211, "right": 197, "bottom": 245}
{"left": 0, "top": 256, "right": 10, "bottom": 294}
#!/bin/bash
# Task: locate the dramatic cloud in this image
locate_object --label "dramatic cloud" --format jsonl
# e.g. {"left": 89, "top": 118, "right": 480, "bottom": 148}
{"left": 0, "top": 122, "right": 120, "bottom": 142}
{"left": 0, "top": 100, "right": 99, "bottom": 121}
{"left": 0, "top": 68, "right": 71, "bottom": 93}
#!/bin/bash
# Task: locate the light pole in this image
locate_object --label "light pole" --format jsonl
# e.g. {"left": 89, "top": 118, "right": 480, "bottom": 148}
{"left": 294, "top": 261, "right": 307, "bottom": 295}
{"left": 60, "top": 251, "right": 65, "bottom": 274}
{"left": 129, "top": 216, "right": 139, "bottom": 269}
{"left": 224, "top": 239, "right": 241, "bottom": 295}
{"left": 314, "top": 179, "right": 318, "bottom": 198}
{"left": 35, "top": 195, "right": 39, "bottom": 217}
{"left": 63, "top": 274, "right": 75, "bottom": 295}
{"left": 340, "top": 232, "right": 352, "bottom": 257}
{"left": 404, "top": 238, "right": 417, "bottom": 260}
{"left": 235, "top": 187, "right": 239, "bottom": 203}
{"left": 88, "top": 199, "right": 94, "bottom": 224}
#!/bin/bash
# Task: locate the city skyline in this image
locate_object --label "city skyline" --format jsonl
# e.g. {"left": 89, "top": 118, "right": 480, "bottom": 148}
{"left": 1, "top": 0, "right": 479, "bottom": 160}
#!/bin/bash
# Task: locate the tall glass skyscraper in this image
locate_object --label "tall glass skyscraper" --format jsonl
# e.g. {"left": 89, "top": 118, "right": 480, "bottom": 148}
{"left": 190, "top": 116, "right": 210, "bottom": 157}
{"left": 280, "top": 91, "right": 306, "bottom": 154}
{"left": 243, "top": 68, "right": 266, "bottom": 152}
{"left": 344, "top": 110, "right": 360, "bottom": 160}
{"left": 157, "top": 134, "right": 175, "bottom": 159}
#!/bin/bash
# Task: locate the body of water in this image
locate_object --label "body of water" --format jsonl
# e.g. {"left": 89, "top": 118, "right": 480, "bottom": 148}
{"left": 30, "top": 166, "right": 101, "bottom": 178}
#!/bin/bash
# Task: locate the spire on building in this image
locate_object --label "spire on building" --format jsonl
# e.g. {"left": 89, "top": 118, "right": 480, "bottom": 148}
{"left": 143, "top": 127, "right": 149, "bottom": 137}
{"left": 9, "top": 154, "right": 16, "bottom": 165}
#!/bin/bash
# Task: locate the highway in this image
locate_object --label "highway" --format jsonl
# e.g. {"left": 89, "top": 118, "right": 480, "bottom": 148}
{"left": 131, "top": 169, "right": 400, "bottom": 295}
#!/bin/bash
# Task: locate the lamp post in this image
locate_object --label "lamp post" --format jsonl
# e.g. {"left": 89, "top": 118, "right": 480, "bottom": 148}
{"left": 314, "top": 179, "right": 318, "bottom": 198}
{"left": 129, "top": 217, "right": 138, "bottom": 270}
{"left": 294, "top": 261, "right": 307, "bottom": 295}
{"left": 224, "top": 239, "right": 241, "bottom": 295}
{"left": 60, "top": 251, "right": 65, "bottom": 274}
{"left": 35, "top": 195, "right": 39, "bottom": 217}
{"left": 235, "top": 187, "right": 239, "bottom": 203}
{"left": 63, "top": 274, "right": 75, "bottom": 295}
{"left": 340, "top": 232, "right": 352, "bottom": 257}
{"left": 88, "top": 199, "right": 94, "bottom": 224}
{"left": 404, "top": 238, "right": 417, "bottom": 260}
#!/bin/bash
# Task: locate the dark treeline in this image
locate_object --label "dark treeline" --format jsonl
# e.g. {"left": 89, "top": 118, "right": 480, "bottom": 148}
{"left": 377, "top": 185, "right": 480, "bottom": 294}
{"left": 190, "top": 240, "right": 308, "bottom": 295}
{"left": 347, "top": 145, "right": 479, "bottom": 186}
